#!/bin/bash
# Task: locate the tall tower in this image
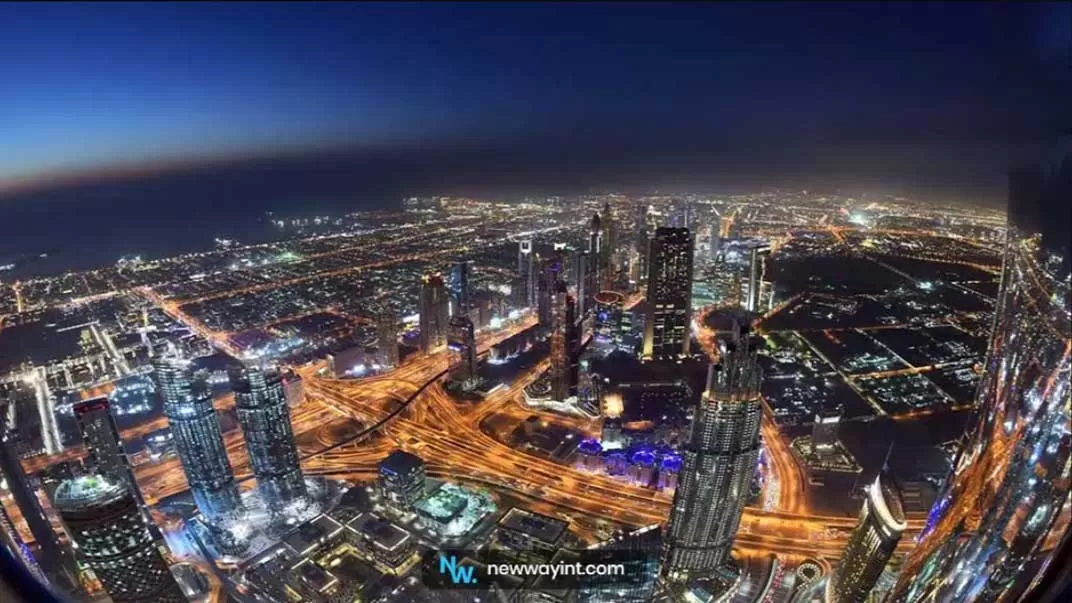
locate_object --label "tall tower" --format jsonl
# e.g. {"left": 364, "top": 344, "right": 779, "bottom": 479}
{"left": 72, "top": 397, "right": 158, "bottom": 535}
{"left": 418, "top": 272, "right": 450, "bottom": 353}
{"left": 54, "top": 474, "right": 187, "bottom": 603}
{"left": 827, "top": 473, "right": 905, "bottom": 603}
{"left": 0, "top": 432, "right": 78, "bottom": 591}
{"left": 548, "top": 279, "right": 580, "bottom": 401}
{"left": 447, "top": 313, "right": 479, "bottom": 390}
{"left": 746, "top": 244, "right": 770, "bottom": 313}
{"left": 589, "top": 212, "right": 603, "bottom": 284}
{"left": 889, "top": 134, "right": 1071, "bottom": 603}
{"left": 661, "top": 323, "right": 762, "bottom": 584}
{"left": 642, "top": 227, "right": 694, "bottom": 361}
{"left": 376, "top": 304, "right": 400, "bottom": 367}
{"left": 601, "top": 202, "right": 617, "bottom": 288}
{"left": 154, "top": 356, "right": 242, "bottom": 521}
{"left": 450, "top": 260, "right": 471, "bottom": 318}
{"left": 230, "top": 366, "right": 307, "bottom": 512}
{"left": 536, "top": 255, "right": 557, "bottom": 338}
{"left": 516, "top": 240, "right": 535, "bottom": 309}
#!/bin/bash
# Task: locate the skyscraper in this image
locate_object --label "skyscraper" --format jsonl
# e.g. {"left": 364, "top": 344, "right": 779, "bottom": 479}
{"left": 154, "top": 356, "right": 242, "bottom": 521}
{"left": 230, "top": 366, "right": 307, "bottom": 512}
{"left": 450, "top": 259, "right": 471, "bottom": 317}
{"left": 418, "top": 272, "right": 450, "bottom": 353}
{"left": 376, "top": 304, "right": 400, "bottom": 367}
{"left": 661, "top": 323, "right": 762, "bottom": 584}
{"left": 548, "top": 279, "right": 581, "bottom": 402}
{"left": 0, "top": 431, "right": 77, "bottom": 591}
{"left": 54, "top": 474, "right": 187, "bottom": 603}
{"left": 889, "top": 135, "right": 1071, "bottom": 603}
{"left": 517, "top": 240, "right": 535, "bottom": 309}
{"left": 746, "top": 244, "right": 770, "bottom": 313}
{"left": 589, "top": 212, "right": 603, "bottom": 285}
{"left": 601, "top": 201, "right": 617, "bottom": 288}
{"left": 642, "top": 227, "right": 694, "bottom": 361}
{"left": 447, "top": 313, "right": 479, "bottom": 389}
{"left": 827, "top": 473, "right": 905, "bottom": 603}
{"left": 536, "top": 255, "right": 557, "bottom": 337}
{"left": 72, "top": 397, "right": 158, "bottom": 537}
{"left": 378, "top": 450, "right": 426, "bottom": 511}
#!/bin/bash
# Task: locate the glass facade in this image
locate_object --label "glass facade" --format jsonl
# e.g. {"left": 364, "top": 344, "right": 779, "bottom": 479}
{"left": 643, "top": 227, "right": 695, "bottom": 361}
{"left": 231, "top": 366, "right": 307, "bottom": 512}
{"left": 889, "top": 139, "right": 1071, "bottom": 602}
{"left": 53, "top": 475, "right": 186, "bottom": 603}
{"left": 154, "top": 357, "right": 242, "bottom": 521}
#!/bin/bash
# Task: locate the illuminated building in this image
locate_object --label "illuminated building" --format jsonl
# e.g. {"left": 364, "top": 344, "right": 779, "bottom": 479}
{"left": 231, "top": 366, "right": 307, "bottom": 512}
{"left": 889, "top": 135, "right": 1071, "bottom": 603}
{"left": 548, "top": 279, "right": 580, "bottom": 401}
{"left": 376, "top": 304, "right": 400, "bottom": 367}
{"left": 746, "top": 243, "right": 770, "bottom": 313}
{"left": 576, "top": 524, "right": 661, "bottom": 603}
{"left": 536, "top": 255, "right": 560, "bottom": 338}
{"left": 593, "top": 290, "right": 625, "bottom": 341}
{"left": 447, "top": 313, "right": 480, "bottom": 390}
{"left": 642, "top": 227, "right": 694, "bottom": 361}
{"left": 154, "top": 356, "right": 242, "bottom": 521}
{"left": 661, "top": 323, "right": 762, "bottom": 584}
{"left": 29, "top": 365, "right": 63, "bottom": 454}
{"left": 54, "top": 474, "right": 186, "bottom": 603}
{"left": 569, "top": 249, "right": 592, "bottom": 321}
{"left": 827, "top": 474, "right": 905, "bottom": 603}
{"left": 0, "top": 501, "right": 46, "bottom": 584}
{"left": 72, "top": 397, "right": 158, "bottom": 535}
{"left": 450, "top": 259, "right": 471, "bottom": 317}
{"left": 0, "top": 431, "right": 78, "bottom": 591}
{"left": 601, "top": 201, "right": 617, "bottom": 288}
{"left": 378, "top": 450, "right": 426, "bottom": 511}
{"left": 589, "top": 212, "right": 603, "bottom": 277}
{"left": 492, "top": 507, "right": 568, "bottom": 563}
{"left": 516, "top": 240, "right": 535, "bottom": 309}
{"left": 418, "top": 272, "right": 450, "bottom": 353}
{"left": 813, "top": 401, "right": 842, "bottom": 450}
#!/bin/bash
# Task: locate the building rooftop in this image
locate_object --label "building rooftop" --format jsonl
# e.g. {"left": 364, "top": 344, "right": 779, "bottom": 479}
{"left": 497, "top": 507, "right": 568, "bottom": 546}
{"left": 379, "top": 450, "right": 424, "bottom": 475}
{"left": 53, "top": 474, "right": 127, "bottom": 511}
{"left": 347, "top": 513, "right": 411, "bottom": 552}
{"left": 282, "top": 514, "right": 344, "bottom": 557}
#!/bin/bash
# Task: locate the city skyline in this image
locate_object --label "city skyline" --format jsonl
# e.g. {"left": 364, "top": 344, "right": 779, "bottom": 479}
{"left": 0, "top": 3, "right": 1069, "bottom": 603}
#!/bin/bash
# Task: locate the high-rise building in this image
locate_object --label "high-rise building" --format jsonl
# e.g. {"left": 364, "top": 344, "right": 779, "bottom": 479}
{"left": 576, "top": 524, "right": 661, "bottom": 603}
{"left": 516, "top": 240, "right": 535, "bottom": 309}
{"left": 418, "top": 272, "right": 450, "bottom": 353}
{"left": 661, "top": 323, "right": 762, "bottom": 584}
{"left": 450, "top": 260, "right": 471, "bottom": 317}
{"left": 642, "top": 227, "right": 694, "bottom": 361}
{"left": 827, "top": 474, "right": 905, "bottom": 603}
{"left": 72, "top": 397, "right": 158, "bottom": 535}
{"left": 536, "top": 255, "right": 559, "bottom": 337}
{"left": 548, "top": 280, "right": 580, "bottom": 401}
{"left": 376, "top": 305, "right": 400, "bottom": 367}
{"left": 154, "top": 357, "right": 242, "bottom": 521}
{"left": 447, "top": 314, "right": 479, "bottom": 389}
{"left": 0, "top": 432, "right": 77, "bottom": 591}
{"left": 569, "top": 250, "right": 590, "bottom": 320}
{"left": 54, "top": 474, "right": 187, "bottom": 603}
{"left": 746, "top": 244, "right": 771, "bottom": 313}
{"left": 601, "top": 202, "right": 617, "bottom": 288}
{"left": 378, "top": 450, "right": 426, "bottom": 511}
{"left": 889, "top": 135, "right": 1071, "bottom": 603}
{"left": 0, "top": 499, "right": 47, "bottom": 585}
{"left": 812, "top": 401, "right": 843, "bottom": 451}
{"left": 230, "top": 366, "right": 307, "bottom": 512}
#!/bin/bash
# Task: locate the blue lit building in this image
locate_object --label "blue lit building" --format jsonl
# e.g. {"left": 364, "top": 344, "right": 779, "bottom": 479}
{"left": 230, "top": 365, "right": 307, "bottom": 512}
{"left": 154, "top": 356, "right": 242, "bottom": 521}
{"left": 378, "top": 450, "right": 426, "bottom": 511}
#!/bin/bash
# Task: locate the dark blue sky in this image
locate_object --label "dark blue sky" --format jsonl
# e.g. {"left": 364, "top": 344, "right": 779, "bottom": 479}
{"left": 1, "top": 2, "right": 1069, "bottom": 200}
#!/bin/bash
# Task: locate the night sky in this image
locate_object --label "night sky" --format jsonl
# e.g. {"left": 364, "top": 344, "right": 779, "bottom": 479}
{"left": 1, "top": 2, "right": 1069, "bottom": 211}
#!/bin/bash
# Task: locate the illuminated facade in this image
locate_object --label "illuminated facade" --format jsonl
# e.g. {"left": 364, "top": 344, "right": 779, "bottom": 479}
{"left": 54, "top": 475, "right": 186, "bottom": 603}
{"left": 447, "top": 313, "right": 479, "bottom": 389}
{"left": 376, "top": 304, "right": 400, "bottom": 367}
{"left": 378, "top": 450, "right": 426, "bottom": 511}
{"left": 827, "top": 474, "right": 905, "bottom": 603}
{"left": 154, "top": 356, "right": 242, "bottom": 521}
{"left": 516, "top": 240, "right": 535, "bottom": 309}
{"left": 450, "top": 259, "right": 471, "bottom": 317}
{"left": 72, "top": 397, "right": 159, "bottom": 537}
{"left": 746, "top": 244, "right": 770, "bottom": 313}
{"left": 643, "top": 227, "right": 694, "bottom": 361}
{"left": 548, "top": 279, "right": 580, "bottom": 401}
{"left": 601, "top": 201, "right": 617, "bottom": 288}
{"left": 0, "top": 432, "right": 77, "bottom": 591}
{"left": 231, "top": 366, "right": 307, "bottom": 512}
{"left": 889, "top": 135, "right": 1071, "bottom": 603}
{"left": 661, "top": 324, "right": 763, "bottom": 583}
{"left": 418, "top": 272, "right": 450, "bottom": 353}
